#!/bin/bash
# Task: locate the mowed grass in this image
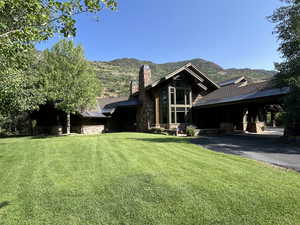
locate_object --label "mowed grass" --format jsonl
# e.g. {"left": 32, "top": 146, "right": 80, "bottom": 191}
{"left": 0, "top": 133, "right": 299, "bottom": 225}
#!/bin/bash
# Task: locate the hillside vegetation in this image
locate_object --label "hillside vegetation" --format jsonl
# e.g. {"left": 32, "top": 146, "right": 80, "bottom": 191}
{"left": 91, "top": 58, "right": 276, "bottom": 97}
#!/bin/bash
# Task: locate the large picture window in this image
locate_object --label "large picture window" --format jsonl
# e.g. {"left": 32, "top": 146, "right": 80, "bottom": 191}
{"left": 159, "top": 82, "right": 192, "bottom": 124}
{"left": 160, "top": 88, "right": 168, "bottom": 124}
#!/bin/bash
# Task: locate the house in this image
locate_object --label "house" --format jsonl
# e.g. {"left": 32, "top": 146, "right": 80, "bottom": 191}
{"left": 32, "top": 63, "right": 290, "bottom": 135}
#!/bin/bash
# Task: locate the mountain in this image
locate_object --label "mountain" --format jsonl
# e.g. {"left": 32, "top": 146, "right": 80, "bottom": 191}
{"left": 91, "top": 58, "right": 276, "bottom": 97}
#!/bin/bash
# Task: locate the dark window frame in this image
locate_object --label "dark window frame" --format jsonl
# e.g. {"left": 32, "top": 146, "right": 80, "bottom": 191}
{"left": 168, "top": 85, "right": 192, "bottom": 124}
{"left": 159, "top": 80, "right": 193, "bottom": 124}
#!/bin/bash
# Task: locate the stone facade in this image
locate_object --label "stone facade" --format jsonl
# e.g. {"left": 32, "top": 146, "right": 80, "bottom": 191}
{"left": 81, "top": 125, "right": 105, "bottom": 135}
{"left": 136, "top": 65, "right": 154, "bottom": 131}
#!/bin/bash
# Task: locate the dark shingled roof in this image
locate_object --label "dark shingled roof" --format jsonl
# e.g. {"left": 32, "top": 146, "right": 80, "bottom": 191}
{"left": 194, "top": 81, "right": 289, "bottom": 108}
{"left": 102, "top": 97, "right": 140, "bottom": 115}
{"left": 79, "top": 111, "right": 106, "bottom": 118}
{"left": 97, "top": 97, "right": 129, "bottom": 109}
{"left": 79, "top": 96, "right": 140, "bottom": 118}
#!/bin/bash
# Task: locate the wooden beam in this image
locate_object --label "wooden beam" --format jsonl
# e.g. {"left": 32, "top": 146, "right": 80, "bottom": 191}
{"left": 187, "top": 65, "right": 220, "bottom": 88}
{"left": 197, "top": 82, "right": 208, "bottom": 91}
{"left": 155, "top": 93, "right": 160, "bottom": 126}
{"left": 185, "top": 68, "right": 204, "bottom": 82}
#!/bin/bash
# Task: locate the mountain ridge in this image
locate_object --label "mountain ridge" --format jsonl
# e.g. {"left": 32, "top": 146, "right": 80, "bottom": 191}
{"left": 91, "top": 58, "right": 276, "bottom": 97}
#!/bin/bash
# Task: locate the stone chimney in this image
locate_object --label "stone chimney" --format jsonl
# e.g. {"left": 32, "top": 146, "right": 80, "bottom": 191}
{"left": 139, "top": 65, "right": 152, "bottom": 91}
{"left": 136, "top": 65, "right": 154, "bottom": 131}
{"left": 130, "top": 80, "right": 138, "bottom": 96}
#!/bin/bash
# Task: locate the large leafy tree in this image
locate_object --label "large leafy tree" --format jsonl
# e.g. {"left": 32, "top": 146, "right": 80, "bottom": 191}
{"left": 40, "top": 39, "right": 101, "bottom": 134}
{"left": 0, "top": 49, "right": 44, "bottom": 115}
{"left": 0, "top": 0, "right": 117, "bottom": 50}
{"left": 0, "top": 0, "right": 116, "bottom": 115}
{"left": 269, "top": 0, "right": 300, "bottom": 135}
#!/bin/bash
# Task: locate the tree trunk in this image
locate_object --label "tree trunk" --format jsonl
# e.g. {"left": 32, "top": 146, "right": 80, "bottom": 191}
{"left": 66, "top": 113, "right": 71, "bottom": 135}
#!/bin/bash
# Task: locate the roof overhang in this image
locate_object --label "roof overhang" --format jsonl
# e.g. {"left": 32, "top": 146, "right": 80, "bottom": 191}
{"left": 79, "top": 111, "right": 107, "bottom": 118}
{"left": 193, "top": 87, "right": 289, "bottom": 109}
{"left": 102, "top": 98, "right": 141, "bottom": 116}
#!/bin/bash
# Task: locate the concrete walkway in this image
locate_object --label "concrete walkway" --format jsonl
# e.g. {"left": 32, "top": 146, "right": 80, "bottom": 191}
{"left": 194, "top": 128, "right": 300, "bottom": 172}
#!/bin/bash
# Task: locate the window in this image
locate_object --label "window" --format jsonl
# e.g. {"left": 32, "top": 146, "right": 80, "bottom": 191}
{"left": 160, "top": 88, "right": 168, "bottom": 124}
{"left": 159, "top": 81, "right": 192, "bottom": 124}
{"left": 176, "top": 112, "right": 185, "bottom": 123}
{"left": 170, "top": 87, "right": 175, "bottom": 105}
{"left": 186, "top": 91, "right": 190, "bottom": 105}
{"left": 170, "top": 84, "right": 192, "bottom": 124}
{"left": 176, "top": 89, "right": 185, "bottom": 104}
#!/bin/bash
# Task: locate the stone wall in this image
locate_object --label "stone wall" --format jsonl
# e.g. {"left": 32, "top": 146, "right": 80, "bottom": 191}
{"left": 81, "top": 125, "right": 105, "bottom": 135}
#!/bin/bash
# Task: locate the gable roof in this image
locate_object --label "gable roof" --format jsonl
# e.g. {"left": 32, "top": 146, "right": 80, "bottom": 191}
{"left": 219, "top": 76, "right": 247, "bottom": 87}
{"left": 194, "top": 80, "right": 289, "bottom": 108}
{"left": 146, "top": 63, "right": 220, "bottom": 90}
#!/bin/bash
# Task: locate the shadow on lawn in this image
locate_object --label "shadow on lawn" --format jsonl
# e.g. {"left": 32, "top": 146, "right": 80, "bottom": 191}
{"left": 0, "top": 201, "right": 9, "bottom": 209}
{"left": 30, "top": 135, "right": 67, "bottom": 140}
{"left": 128, "top": 137, "right": 194, "bottom": 144}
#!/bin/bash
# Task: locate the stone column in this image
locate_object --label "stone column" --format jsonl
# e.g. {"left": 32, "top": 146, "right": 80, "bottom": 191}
{"left": 246, "top": 106, "right": 257, "bottom": 133}
{"left": 247, "top": 106, "right": 265, "bottom": 133}
{"left": 237, "top": 108, "right": 248, "bottom": 131}
{"left": 271, "top": 112, "right": 276, "bottom": 128}
{"left": 136, "top": 65, "right": 154, "bottom": 131}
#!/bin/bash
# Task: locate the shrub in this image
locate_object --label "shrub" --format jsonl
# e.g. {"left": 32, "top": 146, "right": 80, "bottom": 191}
{"left": 186, "top": 125, "right": 198, "bottom": 136}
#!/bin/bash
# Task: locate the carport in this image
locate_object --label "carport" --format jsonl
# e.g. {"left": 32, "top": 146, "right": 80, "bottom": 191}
{"left": 193, "top": 79, "right": 289, "bottom": 134}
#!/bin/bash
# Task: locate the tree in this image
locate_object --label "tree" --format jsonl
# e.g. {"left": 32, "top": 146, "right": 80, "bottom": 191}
{"left": 0, "top": 0, "right": 116, "bottom": 115}
{"left": 40, "top": 39, "right": 100, "bottom": 134}
{"left": 0, "top": 48, "right": 45, "bottom": 115}
{"left": 269, "top": 0, "right": 300, "bottom": 136}
{"left": 0, "top": 0, "right": 117, "bottom": 47}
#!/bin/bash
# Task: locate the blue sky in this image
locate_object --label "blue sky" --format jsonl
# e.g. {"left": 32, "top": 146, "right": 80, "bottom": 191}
{"left": 36, "top": 0, "right": 284, "bottom": 70}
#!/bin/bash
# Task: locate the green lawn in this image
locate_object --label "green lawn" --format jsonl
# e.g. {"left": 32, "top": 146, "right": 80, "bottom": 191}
{"left": 0, "top": 133, "right": 299, "bottom": 225}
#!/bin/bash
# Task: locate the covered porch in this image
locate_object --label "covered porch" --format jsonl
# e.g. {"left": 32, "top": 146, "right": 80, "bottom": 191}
{"left": 193, "top": 102, "right": 282, "bottom": 134}
{"left": 192, "top": 82, "right": 289, "bottom": 134}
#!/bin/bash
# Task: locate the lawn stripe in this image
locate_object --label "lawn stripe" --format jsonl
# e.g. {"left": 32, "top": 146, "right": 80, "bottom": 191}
{"left": 0, "top": 133, "right": 300, "bottom": 225}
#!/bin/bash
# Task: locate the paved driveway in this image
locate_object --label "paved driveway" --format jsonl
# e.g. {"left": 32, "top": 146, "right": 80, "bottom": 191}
{"left": 193, "top": 128, "right": 300, "bottom": 172}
